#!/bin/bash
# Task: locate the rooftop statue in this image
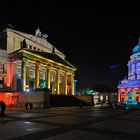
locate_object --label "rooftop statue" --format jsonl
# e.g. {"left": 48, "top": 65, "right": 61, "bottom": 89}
{"left": 35, "top": 27, "right": 48, "bottom": 39}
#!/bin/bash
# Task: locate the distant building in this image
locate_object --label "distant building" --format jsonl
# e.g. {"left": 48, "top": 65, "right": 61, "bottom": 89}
{"left": 0, "top": 28, "right": 76, "bottom": 105}
{"left": 118, "top": 39, "right": 140, "bottom": 103}
{"left": 90, "top": 84, "right": 117, "bottom": 104}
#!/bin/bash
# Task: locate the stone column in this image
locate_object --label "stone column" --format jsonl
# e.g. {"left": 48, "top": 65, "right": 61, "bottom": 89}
{"left": 35, "top": 61, "right": 40, "bottom": 88}
{"left": 74, "top": 80, "right": 77, "bottom": 96}
{"left": 64, "top": 71, "right": 67, "bottom": 95}
{"left": 46, "top": 65, "right": 51, "bottom": 89}
{"left": 128, "top": 61, "right": 131, "bottom": 80}
{"left": 134, "top": 62, "right": 137, "bottom": 79}
{"left": 21, "top": 58, "right": 27, "bottom": 91}
{"left": 56, "top": 68, "right": 60, "bottom": 94}
{"left": 118, "top": 89, "right": 121, "bottom": 103}
{"left": 71, "top": 73, "right": 74, "bottom": 95}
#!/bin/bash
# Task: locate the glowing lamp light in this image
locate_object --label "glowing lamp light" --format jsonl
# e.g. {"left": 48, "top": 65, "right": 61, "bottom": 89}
{"left": 26, "top": 89, "right": 30, "bottom": 92}
{"left": 100, "top": 96, "right": 103, "bottom": 100}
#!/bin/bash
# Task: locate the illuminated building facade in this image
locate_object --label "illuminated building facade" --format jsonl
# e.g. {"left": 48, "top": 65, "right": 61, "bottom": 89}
{"left": 0, "top": 28, "right": 76, "bottom": 104}
{"left": 118, "top": 39, "right": 140, "bottom": 103}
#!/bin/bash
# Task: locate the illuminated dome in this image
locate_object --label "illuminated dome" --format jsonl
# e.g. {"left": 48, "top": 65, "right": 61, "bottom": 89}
{"left": 118, "top": 37, "right": 140, "bottom": 104}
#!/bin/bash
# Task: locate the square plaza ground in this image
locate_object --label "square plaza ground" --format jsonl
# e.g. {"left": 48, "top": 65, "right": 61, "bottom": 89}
{"left": 0, "top": 106, "right": 140, "bottom": 140}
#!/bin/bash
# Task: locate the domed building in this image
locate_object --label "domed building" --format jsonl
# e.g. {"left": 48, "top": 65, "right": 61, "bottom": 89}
{"left": 118, "top": 39, "right": 140, "bottom": 103}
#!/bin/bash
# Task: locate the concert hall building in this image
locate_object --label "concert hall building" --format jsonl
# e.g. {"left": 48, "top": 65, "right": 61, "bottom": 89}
{"left": 0, "top": 28, "right": 76, "bottom": 105}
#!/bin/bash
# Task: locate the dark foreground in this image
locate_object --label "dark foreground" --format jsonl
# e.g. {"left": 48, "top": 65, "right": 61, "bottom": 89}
{"left": 0, "top": 106, "right": 140, "bottom": 140}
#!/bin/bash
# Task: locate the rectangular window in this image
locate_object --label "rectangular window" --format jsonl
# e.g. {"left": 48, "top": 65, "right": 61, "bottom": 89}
{"left": 50, "top": 74, "right": 55, "bottom": 82}
{"left": 0, "top": 77, "right": 4, "bottom": 88}
{"left": 17, "top": 66, "right": 21, "bottom": 77}
{"left": 29, "top": 69, "right": 35, "bottom": 79}
{"left": 40, "top": 72, "right": 45, "bottom": 80}
{"left": 0, "top": 64, "right": 4, "bottom": 73}
{"left": 29, "top": 45, "right": 32, "bottom": 49}
{"left": 60, "top": 76, "right": 63, "bottom": 83}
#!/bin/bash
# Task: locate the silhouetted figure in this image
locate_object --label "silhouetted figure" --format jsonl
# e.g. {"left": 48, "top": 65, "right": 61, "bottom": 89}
{"left": 22, "top": 39, "right": 27, "bottom": 48}
{"left": 0, "top": 100, "right": 6, "bottom": 117}
{"left": 29, "top": 103, "right": 33, "bottom": 110}
{"left": 52, "top": 46, "right": 55, "bottom": 54}
{"left": 25, "top": 102, "right": 28, "bottom": 110}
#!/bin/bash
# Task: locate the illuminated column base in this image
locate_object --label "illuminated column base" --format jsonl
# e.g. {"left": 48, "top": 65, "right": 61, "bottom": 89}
{"left": 118, "top": 89, "right": 121, "bottom": 103}
{"left": 21, "top": 58, "right": 27, "bottom": 91}
{"left": 64, "top": 72, "right": 67, "bottom": 95}
{"left": 35, "top": 61, "right": 40, "bottom": 88}
{"left": 56, "top": 68, "right": 60, "bottom": 94}
{"left": 71, "top": 73, "right": 74, "bottom": 95}
{"left": 47, "top": 66, "right": 50, "bottom": 89}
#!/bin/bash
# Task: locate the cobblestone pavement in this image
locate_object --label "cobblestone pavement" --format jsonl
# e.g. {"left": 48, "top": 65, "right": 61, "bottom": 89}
{"left": 0, "top": 106, "right": 140, "bottom": 140}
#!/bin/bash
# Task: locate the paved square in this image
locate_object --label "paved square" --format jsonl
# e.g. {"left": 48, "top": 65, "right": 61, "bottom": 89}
{"left": 1, "top": 107, "right": 140, "bottom": 140}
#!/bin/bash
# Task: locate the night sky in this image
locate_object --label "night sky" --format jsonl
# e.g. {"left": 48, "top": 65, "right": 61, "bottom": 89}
{"left": 0, "top": 1, "right": 140, "bottom": 91}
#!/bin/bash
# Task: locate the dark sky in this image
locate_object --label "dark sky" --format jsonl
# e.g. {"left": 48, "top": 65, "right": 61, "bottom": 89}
{"left": 1, "top": 1, "right": 140, "bottom": 91}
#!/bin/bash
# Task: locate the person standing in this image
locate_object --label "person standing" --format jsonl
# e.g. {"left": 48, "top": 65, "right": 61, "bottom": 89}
{"left": 29, "top": 103, "right": 33, "bottom": 110}
{"left": 0, "top": 100, "right": 6, "bottom": 117}
{"left": 25, "top": 102, "right": 28, "bottom": 110}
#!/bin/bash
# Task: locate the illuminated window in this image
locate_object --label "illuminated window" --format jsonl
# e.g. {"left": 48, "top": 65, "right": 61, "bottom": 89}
{"left": 40, "top": 72, "right": 45, "bottom": 80}
{"left": 0, "top": 64, "right": 4, "bottom": 73}
{"left": 60, "top": 76, "right": 63, "bottom": 83}
{"left": 106, "top": 96, "right": 108, "bottom": 100}
{"left": 29, "top": 70, "right": 35, "bottom": 79}
{"left": 100, "top": 96, "right": 103, "bottom": 101}
{"left": 50, "top": 74, "right": 55, "bottom": 82}
{"left": 0, "top": 77, "right": 4, "bottom": 88}
{"left": 17, "top": 66, "right": 21, "bottom": 77}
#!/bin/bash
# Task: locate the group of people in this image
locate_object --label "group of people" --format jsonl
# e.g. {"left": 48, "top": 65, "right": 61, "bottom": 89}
{"left": 0, "top": 100, "right": 6, "bottom": 117}
{"left": 25, "top": 102, "right": 33, "bottom": 110}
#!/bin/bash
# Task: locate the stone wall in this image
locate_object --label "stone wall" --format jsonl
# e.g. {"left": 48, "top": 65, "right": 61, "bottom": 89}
{"left": 19, "top": 90, "right": 50, "bottom": 108}
{"left": 75, "top": 95, "right": 93, "bottom": 105}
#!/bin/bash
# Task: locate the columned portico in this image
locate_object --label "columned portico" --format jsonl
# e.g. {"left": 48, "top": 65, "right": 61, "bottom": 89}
{"left": 8, "top": 49, "right": 76, "bottom": 94}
